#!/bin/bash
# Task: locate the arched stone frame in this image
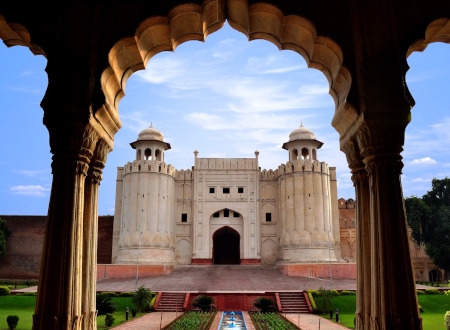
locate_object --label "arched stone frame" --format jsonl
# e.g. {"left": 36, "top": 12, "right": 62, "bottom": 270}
{"left": 260, "top": 237, "right": 277, "bottom": 265}
{"left": 209, "top": 208, "right": 244, "bottom": 260}
{"left": 1, "top": 2, "right": 450, "bottom": 329}
{"left": 175, "top": 238, "right": 192, "bottom": 265}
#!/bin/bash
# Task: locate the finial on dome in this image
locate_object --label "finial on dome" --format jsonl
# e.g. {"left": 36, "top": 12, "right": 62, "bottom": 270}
{"left": 150, "top": 122, "right": 153, "bottom": 128}
{"left": 300, "top": 121, "right": 303, "bottom": 127}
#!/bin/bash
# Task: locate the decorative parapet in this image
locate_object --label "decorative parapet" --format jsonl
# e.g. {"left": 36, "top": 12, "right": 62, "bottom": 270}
{"left": 195, "top": 157, "right": 258, "bottom": 170}
{"left": 123, "top": 160, "right": 176, "bottom": 176}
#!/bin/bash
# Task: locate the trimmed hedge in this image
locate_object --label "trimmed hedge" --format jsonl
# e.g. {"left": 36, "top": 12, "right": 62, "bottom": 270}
{"left": 0, "top": 286, "right": 10, "bottom": 296}
{"left": 307, "top": 291, "right": 317, "bottom": 312}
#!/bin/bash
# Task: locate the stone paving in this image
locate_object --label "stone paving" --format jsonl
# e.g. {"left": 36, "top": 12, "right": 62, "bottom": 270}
{"left": 96, "top": 264, "right": 357, "bottom": 293}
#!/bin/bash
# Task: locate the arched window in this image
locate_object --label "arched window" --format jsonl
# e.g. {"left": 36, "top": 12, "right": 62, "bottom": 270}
{"left": 144, "top": 148, "right": 152, "bottom": 160}
{"left": 301, "top": 147, "right": 309, "bottom": 159}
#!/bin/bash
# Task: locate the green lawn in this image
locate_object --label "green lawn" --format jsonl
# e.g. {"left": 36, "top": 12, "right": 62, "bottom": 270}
{"left": 318, "top": 293, "right": 450, "bottom": 329}
{"left": 0, "top": 295, "right": 35, "bottom": 330}
{"left": 0, "top": 295, "right": 145, "bottom": 330}
{"left": 1, "top": 293, "right": 449, "bottom": 329}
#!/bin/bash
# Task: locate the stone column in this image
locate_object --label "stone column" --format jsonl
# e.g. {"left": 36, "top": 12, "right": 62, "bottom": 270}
{"left": 339, "top": 0, "right": 423, "bottom": 327}
{"left": 363, "top": 140, "right": 420, "bottom": 329}
{"left": 81, "top": 139, "right": 110, "bottom": 329}
{"left": 344, "top": 140, "right": 371, "bottom": 329}
{"left": 34, "top": 123, "right": 98, "bottom": 330}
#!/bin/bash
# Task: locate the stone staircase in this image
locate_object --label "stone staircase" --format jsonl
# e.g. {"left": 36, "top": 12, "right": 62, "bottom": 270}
{"left": 154, "top": 292, "right": 187, "bottom": 312}
{"left": 277, "top": 292, "right": 311, "bottom": 313}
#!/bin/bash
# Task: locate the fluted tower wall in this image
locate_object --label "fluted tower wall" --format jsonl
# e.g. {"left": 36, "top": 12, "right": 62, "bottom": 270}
{"left": 277, "top": 159, "right": 338, "bottom": 263}
{"left": 115, "top": 160, "right": 176, "bottom": 265}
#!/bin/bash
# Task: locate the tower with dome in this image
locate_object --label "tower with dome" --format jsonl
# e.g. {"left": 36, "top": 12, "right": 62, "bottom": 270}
{"left": 112, "top": 123, "right": 341, "bottom": 275}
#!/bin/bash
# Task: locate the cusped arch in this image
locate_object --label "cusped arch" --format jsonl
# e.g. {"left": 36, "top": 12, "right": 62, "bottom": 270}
{"left": 407, "top": 18, "right": 450, "bottom": 57}
{"left": 101, "top": 0, "right": 352, "bottom": 123}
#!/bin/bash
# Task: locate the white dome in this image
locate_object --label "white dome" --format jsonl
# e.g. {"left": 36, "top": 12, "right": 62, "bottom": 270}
{"left": 137, "top": 124, "right": 164, "bottom": 141}
{"left": 289, "top": 123, "right": 316, "bottom": 141}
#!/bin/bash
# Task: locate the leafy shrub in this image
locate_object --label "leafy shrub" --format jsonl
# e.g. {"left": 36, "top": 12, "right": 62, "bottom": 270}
{"left": 192, "top": 295, "right": 215, "bottom": 312}
{"left": 14, "top": 292, "right": 36, "bottom": 296}
{"left": 309, "top": 290, "right": 320, "bottom": 297}
{"left": 119, "top": 291, "right": 134, "bottom": 297}
{"left": 104, "top": 313, "right": 115, "bottom": 327}
{"left": 0, "top": 286, "right": 10, "bottom": 296}
{"left": 425, "top": 289, "right": 441, "bottom": 294}
{"left": 253, "top": 297, "right": 277, "bottom": 313}
{"left": 418, "top": 304, "right": 423, "bottom": 312}
{"left": 132, "top": 286, "right": 154, "bottom": 312}
{"left": 25, "top": 280, "right": 37, "bottom": 287}
{"left": 307, "top": 291, "right": 317, "bottom": 312}
{"left": 6, "top": 315, "right": 19, "bottom": 329}
{"left": 96, "top": 292, "right": 117, "bottom": 316}
{"left": 331, "top": 289, "right": 340, "bottom": 296}
{"left": 131, "top": 308, "right": 137, "bottom": 317}
{"left": 150, "top": 293, "right": 157, "bottom": 309}
{"left": 315, "top": 287, "right": 334, "bottom": 314}
{"left": 416, "top": 290, "right": 425, "bottom": 295}
{"left": 445, "top": 311, "right": 450, "bottom": 330}
{"left": 445, "top": 290, "right": 450, "bottom": 296}
{"left": 340, "top": 290, "right": 356, "bottom": 296}
{"left": 101, "top": 291, "right": 119, "bottom": 297}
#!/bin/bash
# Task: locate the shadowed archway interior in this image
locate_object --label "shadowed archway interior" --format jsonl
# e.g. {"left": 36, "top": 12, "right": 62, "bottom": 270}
{"left": 213, "top": 226, "right": 240, "bottom": 265}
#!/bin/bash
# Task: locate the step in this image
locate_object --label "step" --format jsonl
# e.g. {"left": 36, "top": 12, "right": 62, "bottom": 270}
{"left": 278, "top": 292, "right": 310, "bottom": 313}
{"left": 155, "top": 292, "right": 187, "bottom": 312}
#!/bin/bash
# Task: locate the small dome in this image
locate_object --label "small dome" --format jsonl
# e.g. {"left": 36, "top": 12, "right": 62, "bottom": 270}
{"left": 137, "top": 124, "right": 164, "bottom": 141}
{"left": 289, "top": 123, "right": 316, "bottom": 141}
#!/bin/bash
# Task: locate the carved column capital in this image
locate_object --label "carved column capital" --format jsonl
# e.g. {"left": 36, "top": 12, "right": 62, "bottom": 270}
{"left": 87, "top": 139, "right": 111, "bottom": 184}
{"left": 49, "top": 122, "right": 100, "bottom": 173}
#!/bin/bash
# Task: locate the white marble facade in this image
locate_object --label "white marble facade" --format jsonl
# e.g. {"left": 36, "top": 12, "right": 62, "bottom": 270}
{"left": 112, "top": 124, "right": 341, "bottom": 267}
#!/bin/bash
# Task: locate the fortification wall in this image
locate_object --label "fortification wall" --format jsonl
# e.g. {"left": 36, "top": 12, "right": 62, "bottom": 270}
{"left": 0, "top": 215, "right": 113, "bottom": 279}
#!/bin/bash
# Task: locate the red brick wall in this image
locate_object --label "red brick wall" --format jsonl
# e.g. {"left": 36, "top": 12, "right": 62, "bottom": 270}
{"left": 97, "top": 216, "right": 114, "bottom": 264}
{"left": 0, "top": 216, "right": 45, "bottom": 279}
{"left": 0, "top": 215, "right": 114, "bottom": 279}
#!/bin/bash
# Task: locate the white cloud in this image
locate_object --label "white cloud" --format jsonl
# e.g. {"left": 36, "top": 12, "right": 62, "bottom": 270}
{"left": 14, "top": 169, "right": 49, "bottom": 177}
{"left": 409, "top": 157, "right": 436, "bottom": 165}
{"left": 10, "top": 185, "right": 50, "bottom": 197}
{"left": 411, "top": 177, "right": 430, "bottom": 183}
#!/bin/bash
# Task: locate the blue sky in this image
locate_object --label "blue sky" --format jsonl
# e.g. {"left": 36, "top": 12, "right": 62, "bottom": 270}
{"left": 1, "top": 22, "right": 449, "bottom": 216}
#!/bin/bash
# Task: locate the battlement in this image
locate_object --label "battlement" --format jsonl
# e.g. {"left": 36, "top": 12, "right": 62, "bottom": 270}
{"left": 260, "top": 159, "right": 330, "bottom": 179}
{"left": 123, "top": 160, "right": 176, "bottom": 176}
{"left": 195, "top": 158, "right": 259, "bottom": 170}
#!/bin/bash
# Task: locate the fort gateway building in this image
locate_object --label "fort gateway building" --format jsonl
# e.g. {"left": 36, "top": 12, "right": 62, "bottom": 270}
{"left": 112, "top": 123, "right": 342, "bottom": 275}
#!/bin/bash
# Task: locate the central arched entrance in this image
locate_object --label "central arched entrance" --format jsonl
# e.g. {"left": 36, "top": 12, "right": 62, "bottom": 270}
{"left": 213, "top": 226, "right": 240, "bottom": 264}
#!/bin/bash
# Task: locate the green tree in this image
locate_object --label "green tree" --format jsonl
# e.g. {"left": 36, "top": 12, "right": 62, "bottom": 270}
{"left": 0, "top": 218, "right": 11, "bottom": 258}
{"left": 405, "top": 177, "right": 450, "bottom": 278}
{"left": 96, "top": 292, "right": 117, "bottom": 316}
{"left": 132, "top": 286, "right": 153, "bottom": 312}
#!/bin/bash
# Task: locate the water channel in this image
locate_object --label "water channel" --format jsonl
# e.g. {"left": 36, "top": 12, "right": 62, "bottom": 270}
{"left": 218, "top": 311, "right": 247, "bottom": 330}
